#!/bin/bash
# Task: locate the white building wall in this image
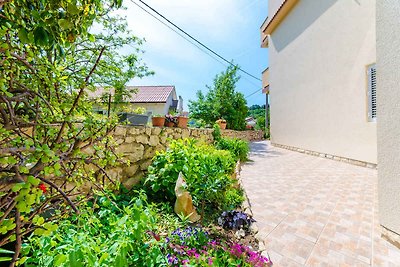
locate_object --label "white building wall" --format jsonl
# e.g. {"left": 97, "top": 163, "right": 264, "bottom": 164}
{"left": 269, "top": 0, "right": 377, "bottom": 163}
{"left": 377, "top": 0, "right": 400, "bottom": 238}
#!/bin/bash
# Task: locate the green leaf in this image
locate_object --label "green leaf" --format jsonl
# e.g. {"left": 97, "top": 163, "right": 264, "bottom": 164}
{"left": 27, "top": 176, "right": 40, "bottom": 186}
{"left": 33, "top": 27, "right": 49, "bottom": 46}
{"left": 17, "top": 256, "right": 27, "bottom": 265}
{"left": 67, "top": 4, "right": 80, "bottom": 15}
{"left": 18, "top": 28, "right": 30, "bottom": 44}
{"left": 53, "top": 254, "right": 67, "bottom": 265}
{"left": 0, "top": 257, "right": 12, "bottom": 262}
{"left": 0, "top": 248, "right": 14, "bottom": 254}
{"left": 12, "top": 183, "right": 24, "bottom": 192}
{"left": 58, "top": 19, "right": 73, "bottom": 30}
{"left": 88, "top": 34, "right": 95, "bottom": 42}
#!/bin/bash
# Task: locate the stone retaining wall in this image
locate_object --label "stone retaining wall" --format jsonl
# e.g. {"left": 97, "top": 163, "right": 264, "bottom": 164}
{"left": 111, "top": 126, "right": 213, "bottom": 188}
{"left": 221, "top": 130, "right": 264, "bottom": 141}
{"left": 109, "top": 126, "right": 263, "bottom": 188}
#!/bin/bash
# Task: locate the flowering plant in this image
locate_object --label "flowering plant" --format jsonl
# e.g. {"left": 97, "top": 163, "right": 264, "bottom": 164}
{"left": 165, "top": 114, "right": 178, "bottom": 124}
{"left": 218, "top": 210, "right": 255, "bottom": 231}
{"left": 162, "top": 226, "right": 272, "bottom": 267}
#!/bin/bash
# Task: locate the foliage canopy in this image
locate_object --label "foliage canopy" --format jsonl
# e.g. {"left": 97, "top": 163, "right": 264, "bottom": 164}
{"left": 189, "top": 65, "right": 248, "bottom": 130}
{"left": 0, "top": 0, "right": 151, "bottom": 263}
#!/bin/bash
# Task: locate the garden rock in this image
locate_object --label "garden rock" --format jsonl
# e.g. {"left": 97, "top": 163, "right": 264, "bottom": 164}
{"left": 174, "top": 172, "right": 201, "bottom": 222}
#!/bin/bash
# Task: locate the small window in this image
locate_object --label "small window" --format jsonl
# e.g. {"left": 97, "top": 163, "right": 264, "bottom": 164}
{"left": 367, "top": 64, "right": 376, "bottom": 121}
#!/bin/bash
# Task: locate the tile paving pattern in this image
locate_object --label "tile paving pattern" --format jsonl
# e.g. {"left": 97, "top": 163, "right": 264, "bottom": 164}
{"left": 241, "top": 141, "right": 400, "bottom": 266}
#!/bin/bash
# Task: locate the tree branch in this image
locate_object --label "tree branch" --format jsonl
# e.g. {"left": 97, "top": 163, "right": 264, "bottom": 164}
{"left": 9, "top": 209, "right": 21, "bottom": 267}
{"left": 54, "top": 47, "right": 106, "bottom": 145}
{"left": 37, "top": 177, "right": 79, "bottom": 214}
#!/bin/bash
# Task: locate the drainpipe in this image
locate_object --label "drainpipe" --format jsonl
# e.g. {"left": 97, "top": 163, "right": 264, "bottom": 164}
{"left": 265, "top": 93, "right": 269, "bottom": 130}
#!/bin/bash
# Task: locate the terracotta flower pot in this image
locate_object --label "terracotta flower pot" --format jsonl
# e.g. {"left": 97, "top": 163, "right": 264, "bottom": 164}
{"left": 165, "top": 121, "right": 175, "bottom": 127}
{"left": 177, "top": 116, "right": 189, "bottom": 128}
{"left": 217, "top": 121, "right": 227, "bottom": 130}
{"left": 152, "top": 116, "right": 165, "bottom": 127}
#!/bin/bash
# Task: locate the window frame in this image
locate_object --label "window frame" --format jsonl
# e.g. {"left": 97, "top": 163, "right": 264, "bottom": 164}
{"left": 367, "top": 63, "right": 377, "bottom": 122}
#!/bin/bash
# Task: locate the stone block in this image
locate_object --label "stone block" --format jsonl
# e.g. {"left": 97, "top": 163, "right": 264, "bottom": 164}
{"left": 122, "top": 171, "right": 144, "bottom": 189}
{"left": 116, "top": 143, "right": 135, "bottom": 154}
{"left": 123, "top": 144, "right": 145, "bottom": 162}
{"left": 159, "top": 135, "right": 167, "bottom": 144}
{"left": 127, "top": 127, "right": 139, "bottom": 135}
{"left": 149, "top": 135, "right": 160, "bottom": 146}
{"left": 114, "top": 127, "right": 127, "bottom": 137}
{"left": 107, "top": 167, "right": 123, "bottom": 181}
{"left": 123, "top": 164, "right": 139, "bottom": 177}
{"left": 115, "top": 137, "right": 125, "bottom": 145}
{"left": 125, "top": 136, "right": 135, "bottom": 143}
{"left": 145, "top": 127, "right": 152, "bottom": 136}
{"left": 135, "top": 135, "right": 149, "bottom": 144}
{"left": 181, "top": 128, "right": 190, "bottom": 139}
{"left": 152, "top": 127, "right": 162, "bottom": 135}
{"left": 140, "top": 159, "right": 152, "bottom": 171}
{"left": 144, "top": 147, "right": 156, "bottom": 159}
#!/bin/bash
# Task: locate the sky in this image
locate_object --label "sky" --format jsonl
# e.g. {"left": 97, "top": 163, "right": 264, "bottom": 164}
{"left": 116, "top": 0, "right": 269, "bottom": 111}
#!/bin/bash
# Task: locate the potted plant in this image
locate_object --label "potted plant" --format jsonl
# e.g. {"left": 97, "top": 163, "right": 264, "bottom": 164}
{"left": 118, "top": 106, "right": 149, "bottom": 126}
{"left": 165, "top": 114, "right": 177, "bottom": 127}
{"left": 152, "top": 114, "right": 165, "bottom": 127}
{"left": 216, "top": 118, "right": 227, "bottom": 130}
{"left": 177, "top": 114, "right": 189, "bottom": 128}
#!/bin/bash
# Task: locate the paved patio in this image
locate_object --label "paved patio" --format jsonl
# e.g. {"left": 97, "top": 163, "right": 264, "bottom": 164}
{"left": 241, "top": 141, "right": 400, "bottom": 266}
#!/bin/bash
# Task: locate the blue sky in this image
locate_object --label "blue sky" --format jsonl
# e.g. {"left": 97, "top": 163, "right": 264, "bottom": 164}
{"left": 117, "top": 0, "right": 269, "bottom": 110}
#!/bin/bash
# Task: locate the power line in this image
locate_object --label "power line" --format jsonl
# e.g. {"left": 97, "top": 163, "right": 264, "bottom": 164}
{"left": 132, "top": 0, "right": 262, "bottom": 82}
{"left": 245, "top": 88, "right": 263, "bottom": 99}
{"left": 130, "top": 0, "right": 228, "bottom": 68}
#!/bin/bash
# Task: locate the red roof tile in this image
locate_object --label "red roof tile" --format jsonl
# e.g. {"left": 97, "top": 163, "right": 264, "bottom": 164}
{"left": 89, "top": 85, "right": 176, "bottom": 103}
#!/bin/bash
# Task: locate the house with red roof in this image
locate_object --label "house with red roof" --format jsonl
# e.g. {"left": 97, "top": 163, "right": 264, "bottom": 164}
{"left": 90, "top": 85, "right": 179, "bottom": 116}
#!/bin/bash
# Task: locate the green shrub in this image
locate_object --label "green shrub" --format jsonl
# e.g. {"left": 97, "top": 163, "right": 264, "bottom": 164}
{"left": 215, "top": 137, "right": 250, "bottom": 162}
{"left": 212, "top": 123, "right": 222, "bottom": 140}
{"left": 144, "top": 139, "right": 241, "bottom": 211}
{"left": 22, "top": 191, "right": 180, "bottom": 267}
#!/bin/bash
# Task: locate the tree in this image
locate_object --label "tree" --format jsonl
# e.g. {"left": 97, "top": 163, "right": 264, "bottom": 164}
{"left": 0, "top": 0, "right": 151, "bottom": 263}
{"left": 189, "top": 65, "right": 248, "bottom": 130}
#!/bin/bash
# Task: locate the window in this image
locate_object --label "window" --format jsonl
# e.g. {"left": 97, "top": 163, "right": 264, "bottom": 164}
{"left": 367, "top": 64, "right": 377, "bottom": 121}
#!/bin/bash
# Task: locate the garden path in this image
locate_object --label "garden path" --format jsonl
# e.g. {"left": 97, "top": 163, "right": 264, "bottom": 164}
{"left": 240, "top": 141, "right": 400, "bottom": 266}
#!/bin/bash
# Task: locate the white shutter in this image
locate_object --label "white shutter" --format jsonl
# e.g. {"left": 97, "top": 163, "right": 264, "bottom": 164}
{"left": 367, "top": 64, "right": 377, "bottom": 121}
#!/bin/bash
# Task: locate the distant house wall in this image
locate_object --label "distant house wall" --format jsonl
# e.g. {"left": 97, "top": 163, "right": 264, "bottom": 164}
{"left": 130, "top": 89, "right": 176, "bottom": 115}
{"left": 130, "top": 103, "right": 167, "bottom": 115}
{"left": 268, "top": 0, "right": 377, "bottom": 164}
{"left": 164, "top": 93, "right": 175, "bottom": 114}
{"left": 377, "top": 0, "right": 400, "bottom": 244}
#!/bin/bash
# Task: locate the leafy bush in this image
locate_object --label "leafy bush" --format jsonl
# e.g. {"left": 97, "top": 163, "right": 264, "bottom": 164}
{"left": 145, "top": 139, "right": 241, "bottom": 211}
{"left": 189, "top": 65, "right": 248, "bottom": 130}
{"left": 212, "top": 123, "right": 222, "bottom": 140}
{"left": 224, "top": 187, "right": 245, "bottom": 210}
{"left": 215, "top": 137, "right": 250, "bottom": 162}
{"left": 22, "top": 191, "right": 181, "bottom": 267}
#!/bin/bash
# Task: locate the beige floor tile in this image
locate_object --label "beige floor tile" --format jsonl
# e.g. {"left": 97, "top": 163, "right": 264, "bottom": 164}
{"left": 240, "top": 141, "right": 400, "bottom": 266}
